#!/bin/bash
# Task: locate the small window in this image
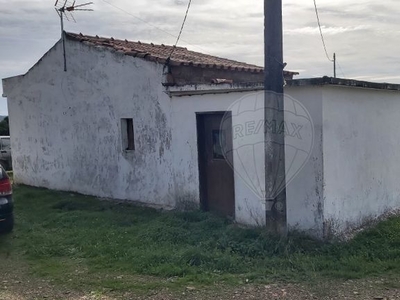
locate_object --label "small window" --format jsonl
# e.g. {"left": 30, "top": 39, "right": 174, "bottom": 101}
{"left": 212, "top": 130, "right": 225, "bottom": 160}
{"left": 121, "top": 118, "right": 135, "bottom": 151}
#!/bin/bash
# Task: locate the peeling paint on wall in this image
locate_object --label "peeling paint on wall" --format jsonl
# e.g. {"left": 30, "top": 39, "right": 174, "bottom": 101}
{"left": 5, "top": 39, "right": 176, "bottom": 208}
{"left": 5, "top": 38, "right": 400, "bottom": 239}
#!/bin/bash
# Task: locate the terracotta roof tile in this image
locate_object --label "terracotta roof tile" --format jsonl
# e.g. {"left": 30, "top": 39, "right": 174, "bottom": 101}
{"left": 66, "top": 32, "right": 299, "bottom": 76}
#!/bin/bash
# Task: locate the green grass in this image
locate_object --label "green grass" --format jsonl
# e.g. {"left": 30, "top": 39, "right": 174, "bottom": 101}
{"left": 1, "top": 185, "right": 400, "bottom": 292}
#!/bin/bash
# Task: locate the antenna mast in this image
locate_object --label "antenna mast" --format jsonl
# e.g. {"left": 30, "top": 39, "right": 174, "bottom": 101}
{"left": 55, "top": 0, "right": 93, "bottom": 72}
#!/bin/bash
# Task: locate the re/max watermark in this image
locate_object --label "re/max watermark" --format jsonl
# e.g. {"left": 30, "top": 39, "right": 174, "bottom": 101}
{"left": 233, "top": 120, "right": 303, "bottom": 140}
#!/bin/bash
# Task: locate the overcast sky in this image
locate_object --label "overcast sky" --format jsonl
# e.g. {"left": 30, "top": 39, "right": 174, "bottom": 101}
{"left": 1, "top": 0, "right": 399, "bottom": 115}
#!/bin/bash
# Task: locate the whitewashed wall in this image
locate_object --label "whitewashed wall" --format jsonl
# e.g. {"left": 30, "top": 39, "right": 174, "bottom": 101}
{"left": 171, "top": 91, "right": 266, "bottom": 226}
{"left": 322, "top": 86, "right": 400, "bottom": 234}
{"left": 171, "top": 88, "right": 325, "bottom": 229}
{"left": 5, "top": 38, "right": 400, "bottom": 235}
{"left": 284, "top": 86, "right": 324, "bottom": 237}
{"left": 3, "top": 39, "right": 176, "bottom": 208}
{"left": 2, "top": 38, "right": 270, "bottom": 226}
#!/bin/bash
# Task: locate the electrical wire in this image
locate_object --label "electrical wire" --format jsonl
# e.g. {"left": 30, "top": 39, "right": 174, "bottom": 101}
{"left": 168, "top": 0, "right": 193, "bottom": 59}
{"left": 99, "top": 0, "right": 203, "bottom": 53}
{"left": 313, "top": 0, "right": 334, "bottom": 62}
{"left": 100, "top": 0, "right": 178, "bottom": 39}
{"left": 337, "top": 60, "right": 346, "bottom": 78}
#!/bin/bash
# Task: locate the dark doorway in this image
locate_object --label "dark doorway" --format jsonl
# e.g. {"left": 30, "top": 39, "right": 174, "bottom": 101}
{"left": 197, "top": 112, "right": 235, "bottom": 217}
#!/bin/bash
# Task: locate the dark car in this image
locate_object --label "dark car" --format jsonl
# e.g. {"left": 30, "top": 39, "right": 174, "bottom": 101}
{"left": 0, "top": 166, "right": 13, "bottom": 233}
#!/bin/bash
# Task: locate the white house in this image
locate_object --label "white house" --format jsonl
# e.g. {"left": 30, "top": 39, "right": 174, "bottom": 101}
{"left": 3, "top": 32, "right": 400, "bottom": 239}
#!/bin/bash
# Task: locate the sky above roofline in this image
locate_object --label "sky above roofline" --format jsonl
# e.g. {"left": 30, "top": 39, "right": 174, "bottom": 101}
{"left": 1, "top": 0, "right": 399, "bottom": 115}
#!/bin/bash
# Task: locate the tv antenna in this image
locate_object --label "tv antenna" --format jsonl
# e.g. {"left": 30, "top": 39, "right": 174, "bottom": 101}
{"left": 55, "top": 0, "right": 93, "bottom": 71}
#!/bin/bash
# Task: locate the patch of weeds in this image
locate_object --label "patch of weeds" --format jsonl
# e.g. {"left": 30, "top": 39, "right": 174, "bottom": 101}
{"left": 175, "top": 197, "right": 199, "bottom": 212}
{"left": 6, "top": 185, "right": 400, "bottom": 293}
{"left": 0, "top": 233, "right": 13, "bottom": 257}
{"left": 180, "top": 247, "right": 214, "bottom": 267}
{"left": 52, "top": 200, "right": 97, "bottom": 211}
{"left": 174, "top": 210, "right": 209, "bottom": 223}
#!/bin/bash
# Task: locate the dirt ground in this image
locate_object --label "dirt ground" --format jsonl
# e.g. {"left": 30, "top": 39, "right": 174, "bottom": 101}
{"left": 2, "top": 227, "right": 400, "bottom": 299}
{"left": 1, "top": 237, "right": 400, "bottom": 300}
{"left": 1, "top": 269, "right": 400, "bottom": 300}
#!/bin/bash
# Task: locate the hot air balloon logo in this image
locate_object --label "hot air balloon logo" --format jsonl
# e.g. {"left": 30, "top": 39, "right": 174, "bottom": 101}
{"left": 220, "top": 91, "right": 314, "bottom": 203}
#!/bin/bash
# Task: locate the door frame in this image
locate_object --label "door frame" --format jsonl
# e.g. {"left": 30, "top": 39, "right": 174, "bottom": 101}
{"left": 196, "top": 111, "right": 235, "bottom": 215}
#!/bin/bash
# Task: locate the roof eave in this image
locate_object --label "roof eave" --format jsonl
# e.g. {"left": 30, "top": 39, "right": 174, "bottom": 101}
{"left": 287, "top": 76, "right": 400, "bottom": 91}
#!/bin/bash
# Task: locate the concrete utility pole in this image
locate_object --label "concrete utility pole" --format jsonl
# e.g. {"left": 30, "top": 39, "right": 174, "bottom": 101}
{"left": 264, "top": 0, "right": 287, "bottom": 235}
{"left": 333, "top": 53, "right": 337, "bottom": 78}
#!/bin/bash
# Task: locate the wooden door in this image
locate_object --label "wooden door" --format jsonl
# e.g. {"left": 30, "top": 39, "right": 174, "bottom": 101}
{"left": 197, "top": 112, "right": 235, "bottom": 217}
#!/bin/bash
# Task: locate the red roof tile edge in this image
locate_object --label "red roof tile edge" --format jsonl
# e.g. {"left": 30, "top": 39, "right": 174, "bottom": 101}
{"left": 66, "top": 32, "right": 299, "bottom": 76}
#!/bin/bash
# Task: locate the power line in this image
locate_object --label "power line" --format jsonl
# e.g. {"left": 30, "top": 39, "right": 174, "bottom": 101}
{"left": 313, "top": 0, "right": 333, "bottom": 62}
{"left": 337, "top": 60, "right": 346, "bottom": 78}
{"left": 99, "top": 0, "right": 204, "bottom": 53}
{"left": 100, "top": 0, "right": 178, "bottom": 40}
{"left": 168, "top": 0, "right": 193, "bottom": 59}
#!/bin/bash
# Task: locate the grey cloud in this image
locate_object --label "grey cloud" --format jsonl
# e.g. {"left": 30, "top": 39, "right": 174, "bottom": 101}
{"left": 247, "top": 12, "right": 263, "bottom": 19}
{"left": 174, "top": 0, "right": 185, "bottom": 6}
{"left": 1, "top": 0, "right": 400, "bottom": 116}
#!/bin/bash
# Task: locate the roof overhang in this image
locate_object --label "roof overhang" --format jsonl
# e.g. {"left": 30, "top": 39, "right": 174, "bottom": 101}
{"left": 287, "top": 76, "right": 400, "bottom": 92}
{"left": 166, "top": 82, "right": 264, "bottom": 97}
{"left": 167, "top": 77, "right": 400, "bottom": 97}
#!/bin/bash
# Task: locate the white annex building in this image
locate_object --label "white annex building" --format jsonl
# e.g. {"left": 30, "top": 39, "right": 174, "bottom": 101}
{"left": 4, "top": 33, "right": 400, "bottom": 239}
